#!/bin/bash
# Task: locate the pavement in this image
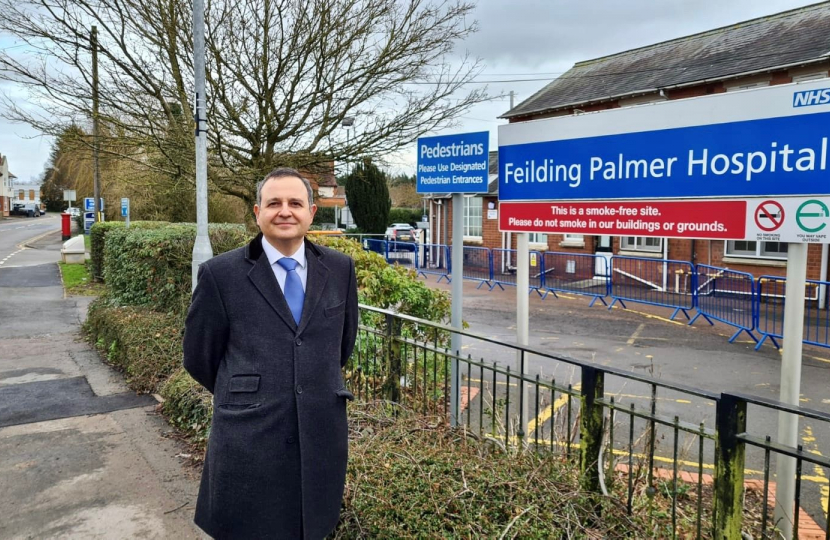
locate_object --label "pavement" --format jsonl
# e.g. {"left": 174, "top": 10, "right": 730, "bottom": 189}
{"left": 0, "top": 219, "right": 201, "bottom": 539}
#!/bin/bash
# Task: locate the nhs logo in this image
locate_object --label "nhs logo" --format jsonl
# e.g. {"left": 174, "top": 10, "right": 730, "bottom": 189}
{"left": 793, "top": 88, "right": 830, "bottom": 108}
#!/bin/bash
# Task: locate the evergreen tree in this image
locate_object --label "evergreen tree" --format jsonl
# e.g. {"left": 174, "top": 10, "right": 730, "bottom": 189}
{"left": 345, "top": 159, "right": 391, "bottom": 234}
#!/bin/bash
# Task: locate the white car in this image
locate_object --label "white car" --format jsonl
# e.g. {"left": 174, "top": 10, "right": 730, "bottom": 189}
{"left": 67, "top": 207, "right": 81, "bottom": 218}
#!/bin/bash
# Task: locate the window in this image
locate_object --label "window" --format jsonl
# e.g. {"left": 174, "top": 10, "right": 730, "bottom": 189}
{"left": 725, "top": 240, "right": 788, "bottom": 259}
{"left": 620, "top": 236, "right": 662, "bottom": 252}
{"left": 462, "top": 196, "right": 482, "bottom": 238}
{"left": 18, "top": 189, "right": 23, "bottom": 200}
{"left": 792, "top": 72, "right": 828, "bottom": 83}
{"left": 528, "top": 233, "right": 548, "bottom": 245}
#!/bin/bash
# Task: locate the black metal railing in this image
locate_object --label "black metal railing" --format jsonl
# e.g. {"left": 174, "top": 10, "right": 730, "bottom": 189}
{"left": 348, "top": 304, "right": 830, "bottom": 539}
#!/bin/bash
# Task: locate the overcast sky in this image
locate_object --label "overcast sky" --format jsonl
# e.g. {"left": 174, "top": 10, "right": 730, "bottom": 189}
{"left": 385, "top": 0, "right": 821, "bottom": 173}
{"left": 0, "top": 0, "right": 820, "bottom": 183}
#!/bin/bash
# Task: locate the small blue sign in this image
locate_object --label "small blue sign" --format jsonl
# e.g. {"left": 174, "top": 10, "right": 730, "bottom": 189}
{"left": 84, "top": 197, "right": 105, "bottom": 212}
{"left": 83, "top": 212, "right": 95, "bottom": 234}
{"left": 417, "top": 131, "right": 489, "bottom": 194}
{"left": 121, "top": 198, "right": 129, "bottom": 218}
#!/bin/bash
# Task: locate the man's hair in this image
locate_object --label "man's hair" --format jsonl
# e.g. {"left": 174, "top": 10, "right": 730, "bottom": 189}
{"left": 256, "top": 167, "right": 314, "bottom": 207}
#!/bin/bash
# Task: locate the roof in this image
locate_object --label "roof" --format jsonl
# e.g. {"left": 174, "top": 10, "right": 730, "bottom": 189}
{"left": 503, "top": 2, "right": 830, "bottom": 119}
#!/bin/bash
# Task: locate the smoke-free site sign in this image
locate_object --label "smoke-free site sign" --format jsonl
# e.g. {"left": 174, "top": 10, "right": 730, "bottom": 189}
{"left": 417, "top": 131, "right": 489, "bottom": 194}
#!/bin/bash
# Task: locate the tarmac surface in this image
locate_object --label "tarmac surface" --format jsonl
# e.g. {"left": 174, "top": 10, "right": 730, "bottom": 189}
{"left": 420, "top": 271, "right": 830, "bottom": 531}
{"left": 0, "top": 219, "right": 201, "bottom": 539}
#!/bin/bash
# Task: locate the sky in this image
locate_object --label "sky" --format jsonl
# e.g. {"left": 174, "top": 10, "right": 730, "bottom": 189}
{"left": 0, "top": 0, "right": 821, "bottom": 183}
{"left": 383, "top": 0, "right": 821, "bottom": 173}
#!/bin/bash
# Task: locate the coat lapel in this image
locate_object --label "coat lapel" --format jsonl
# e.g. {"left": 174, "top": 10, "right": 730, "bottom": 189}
{"left": 247, "top": 250, "right": 298, "bottom": 332}
{"left": 297, "top": 243, "right": 330, "bottom": 335}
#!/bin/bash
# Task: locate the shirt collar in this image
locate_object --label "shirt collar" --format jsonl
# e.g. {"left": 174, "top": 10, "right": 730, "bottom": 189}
{"left": 261, "top": 237, "right": 306, "bottom": 269}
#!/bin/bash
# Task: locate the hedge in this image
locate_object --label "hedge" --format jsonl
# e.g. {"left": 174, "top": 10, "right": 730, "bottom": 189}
{"left": 103, "top": 223, "right": 249, "bottom": 314}
{"left": 90, "top": 221, "right": 170, "bottom": 281}
{"left": 387, "top": 207, "right": 423, "bottom": 225}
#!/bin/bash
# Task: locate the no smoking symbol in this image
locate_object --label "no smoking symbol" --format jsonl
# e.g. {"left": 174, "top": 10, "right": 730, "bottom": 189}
{"left": 755, "top": 201, "right": 784, "bottom": 232}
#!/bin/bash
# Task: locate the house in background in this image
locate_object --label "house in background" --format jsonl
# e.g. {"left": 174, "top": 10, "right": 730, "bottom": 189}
{"left": 0, "top": 155, "right": 15, "bottom": 217}
{"left": 428, "top": 1, "right": 830, "bottom": 286}
{"left": 11, "top": 182, "right": 42, "bottom": 213}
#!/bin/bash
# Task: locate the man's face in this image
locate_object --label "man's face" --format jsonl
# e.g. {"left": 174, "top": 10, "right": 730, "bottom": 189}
{"left": 254, "top": 175, "right": 317, "bottom": 250}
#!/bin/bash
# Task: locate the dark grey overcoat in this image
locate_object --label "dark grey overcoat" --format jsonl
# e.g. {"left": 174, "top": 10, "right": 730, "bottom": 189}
{"left": 183, "top": 234, "right": 358, "bottom": 539}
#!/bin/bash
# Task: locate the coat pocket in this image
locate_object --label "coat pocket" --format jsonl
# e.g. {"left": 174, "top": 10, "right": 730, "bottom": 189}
{"left": 217, "top": 403, "right": 261, "bottom": 412}
{"left": 335, "top": 388, "right": 355, "bottom": 401}
{"left": 228, "top": 374, "right": 261, "bottom": 393}
{"left": 325, "top": 300, "right": 346, "bottom": 318}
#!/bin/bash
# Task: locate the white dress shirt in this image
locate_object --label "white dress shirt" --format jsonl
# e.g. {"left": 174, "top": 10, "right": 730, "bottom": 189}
{"left": 261, "top": 237, "right": 308, "bottom": 293}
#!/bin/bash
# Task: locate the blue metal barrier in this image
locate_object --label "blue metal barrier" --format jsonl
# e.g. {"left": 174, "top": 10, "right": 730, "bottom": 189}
{"left": 690, "top": 264, "right": 757, "bottom": 343}
{"left": 540, "top": 252, "right": 610, "bottom": 306}
{"left": 363, "top": 238, "right": 388, "bottom": 258}
{"left": 756, "top": 275, "right": 829, "bottom": 351}
{"left": 416, "top": 243, "right": 451, "bottom": 283}
{"left": 459, "top": 246, "right": 493, "bottom": 288}
{"left": 491, "top": 248, "right": 544, "bottom": 295}
{"left": 609, "top": 256, "right": 696, "bottom": 320}
{"left": 386, "top": 241, "right": 418, "bottom": 268}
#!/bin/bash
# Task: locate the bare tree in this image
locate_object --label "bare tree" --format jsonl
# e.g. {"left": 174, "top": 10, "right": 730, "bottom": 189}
{"left": 0, "top": 0, "right": 487, "bottom": 206}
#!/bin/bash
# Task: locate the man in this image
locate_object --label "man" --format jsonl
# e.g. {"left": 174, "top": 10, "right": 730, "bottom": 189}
{"left": 183, "top": 167, "right": 358, "bottom": 539}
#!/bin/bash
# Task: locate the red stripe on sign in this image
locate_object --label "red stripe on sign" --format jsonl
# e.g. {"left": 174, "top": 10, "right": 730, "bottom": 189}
{"left": 499, "top": 201, "right": 747, "bottom": 240}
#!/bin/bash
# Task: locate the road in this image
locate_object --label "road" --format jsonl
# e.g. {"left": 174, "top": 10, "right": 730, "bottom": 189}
{"left": 0, "top": 217, "right": 201, "bottom": 538}
{"left": 421, "top": 275, "right": 830, "bottom": 533}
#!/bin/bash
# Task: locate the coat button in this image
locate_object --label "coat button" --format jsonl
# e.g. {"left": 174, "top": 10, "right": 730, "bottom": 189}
{"left": 296, "top": 384, "right": 303, "bottom": 394}
{"left": 286, "top": 437, "right": 295, "bottom": 444}
{"left": 295, "top": 338, "right": 302, "bottom": 346}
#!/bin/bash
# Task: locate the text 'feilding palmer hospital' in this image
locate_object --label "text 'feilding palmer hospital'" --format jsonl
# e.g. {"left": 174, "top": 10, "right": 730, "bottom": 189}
{"left": 418, "top": 140, "right": 488, "bottom": 185}
{"left": 502, "top": 138, "right": 829, "bottom": 189}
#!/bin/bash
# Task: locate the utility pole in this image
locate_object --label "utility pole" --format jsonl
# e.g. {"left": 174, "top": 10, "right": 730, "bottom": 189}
{"left": 191, "top": 0, "right": 213, "bottom": 291}
{"left": 91, "top": 26, "right": 101, "bottom": 224}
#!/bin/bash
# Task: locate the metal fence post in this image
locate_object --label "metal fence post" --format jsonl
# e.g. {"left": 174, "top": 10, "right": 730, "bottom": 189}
{"left": 382, "top": 313, "right": 402, "bottom": 403}
{"left": 713, "top": 393, "right": 746, "bottom": 539}
{"left": 580, "top": 365, "right": 605, "bottom": 494}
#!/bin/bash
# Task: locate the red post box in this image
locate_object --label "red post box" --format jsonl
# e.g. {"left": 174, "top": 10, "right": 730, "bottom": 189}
{"left": 61, "top": 212, "right": 71, "bottom": 241}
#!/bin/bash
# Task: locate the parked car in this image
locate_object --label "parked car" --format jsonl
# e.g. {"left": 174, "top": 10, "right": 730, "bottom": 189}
{"left": 385, "top": 224, "right": 416, "bottom": 251}
{"left": 12, "top": 202, "right": 41, "bottom": 217}
{"left": 66, "top": 207, "right": 81, "bottom": 218}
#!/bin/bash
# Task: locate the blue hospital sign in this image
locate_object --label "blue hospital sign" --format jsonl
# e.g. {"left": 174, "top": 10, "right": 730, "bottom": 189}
{"left": 498, "top": 79, "right": 830, "bottom": 202}
{"left": 417, "top": 131, "right": 489, "bottom": 194}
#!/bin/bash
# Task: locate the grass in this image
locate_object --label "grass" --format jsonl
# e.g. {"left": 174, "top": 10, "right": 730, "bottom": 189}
{"left": 83, "top": 234, "right": 91, "bottom": 251}
{"left": 58, "top": 261, "right": 102, "bottom": 295}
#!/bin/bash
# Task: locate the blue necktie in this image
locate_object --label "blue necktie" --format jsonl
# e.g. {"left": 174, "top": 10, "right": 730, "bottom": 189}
{"left": 277, "top": 257, "right": 304, "bottom": 325}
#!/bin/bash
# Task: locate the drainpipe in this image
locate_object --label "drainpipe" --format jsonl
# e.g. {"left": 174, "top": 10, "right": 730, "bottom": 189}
{"left": 820, "top": 243, "right": 829, "bottom": 309}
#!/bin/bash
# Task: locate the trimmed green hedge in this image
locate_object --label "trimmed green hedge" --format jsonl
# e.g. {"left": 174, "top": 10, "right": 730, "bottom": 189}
{"left": 90, "top": 221, "right": 170, "bottom": 281}
{"left": 388, "top": 207, "right": 423, "bottom": 225}
{"left": 103, "top": 223, "right": 249, "bottom": 314}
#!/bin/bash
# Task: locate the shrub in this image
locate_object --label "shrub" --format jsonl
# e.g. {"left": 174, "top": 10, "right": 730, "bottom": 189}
{"left": 312, "top": 206, "right": 336, "bottom": 227}
{"left": 388, "top": 207, "right": 423, "bottom": 226}
{"left": 85, "top": 298, "right": 184, "bottom": 393}
{"left": 90, "top": 221, "right": 170, "bottom": 281}
{"left": 103, "top": 223, "right": 249, "bottom": 314}
{"left": 313, "top": 235, "right": 450, "bottom": 323}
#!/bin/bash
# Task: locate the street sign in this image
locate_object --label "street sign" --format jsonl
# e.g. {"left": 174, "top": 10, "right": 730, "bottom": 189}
{"left": 84, "top": 197, "right": 104, "bottom": 212}
{"left": 63, "top": 190, "right": 76, "bottom": 202}
{"left": 83, "top": 212, "right": 94, "bottom": 234}
{"left": 498, "top": 79, "right": 830, "bottom": 203}
{"left": 121, "top": 198, "right": 129, "bottom": 218}
{"left": 416, "top": 131, "right": 489, "bottom": 194}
